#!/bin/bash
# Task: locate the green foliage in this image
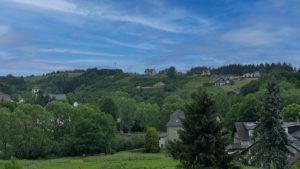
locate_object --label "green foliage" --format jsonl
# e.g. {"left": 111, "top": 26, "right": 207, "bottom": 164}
{"left": 283, "top": 104, "right": 300, "bottom": 121}
{"left": 240, "top": 80, "right": 261, "bottom": 95}
{"left": 160, "top": 95, "right": 184, "bottom": 130}
{"left": 135, "top": 102, "right": 160, "bottom": 129}
{"left": 115, "top": 97, "right": 137, "bottom": 133}
{"left": 4, "top": 157, "right": 22, "bottom": 169}
{"left": 145, "top": 127, "right": 160, "bottom": 153}
{"left": 168, "top": 89, "right": 234, "bottom": 169}
{"left": 112, "top": 134, "right": 144, "bottom": 152}
{"left": 167, "top": 66, "right": 177, "bottom": 78}
{"left": 100, "top": 97, "right": 118, "bottom": 120}
{"left": 252, "top": 82, "right": 289, "bottom": 169}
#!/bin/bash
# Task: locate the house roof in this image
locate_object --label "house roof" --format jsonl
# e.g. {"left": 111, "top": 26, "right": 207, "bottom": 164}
{"left": 166, "top": 111, "right": 184, "bottom": 127}
{"left": 49, "top": 94, "right": 67, "bottom": 100}
{"left": 234, "top": 122, "right": 249, "bottom": 141}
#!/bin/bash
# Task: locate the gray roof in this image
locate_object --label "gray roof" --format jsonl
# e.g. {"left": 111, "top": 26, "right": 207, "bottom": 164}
{"left": 234, "top": 122, "right": 249, "bottom": 141}
{"left": 0, "top": 94, "right": 11, "bottom": 101}
{"left": 166, "top": 111, "right": 184, "bottom": 127}
{"left": 49, "top": 94, "right": 67, "bottom": 100}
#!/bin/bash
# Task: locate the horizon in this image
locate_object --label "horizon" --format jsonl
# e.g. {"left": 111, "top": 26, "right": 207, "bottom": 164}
{"left": 1, "top": 0, "right": 300, "bottom": 75}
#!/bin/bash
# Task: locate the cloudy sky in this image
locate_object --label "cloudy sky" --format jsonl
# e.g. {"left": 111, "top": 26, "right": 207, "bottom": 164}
{"left": 0, "top": 0, "right": 299, "bottom": 75}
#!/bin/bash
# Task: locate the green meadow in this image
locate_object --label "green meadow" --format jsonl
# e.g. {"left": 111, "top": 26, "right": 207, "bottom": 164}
{"left": 0, "top": 151, "right": 259, "bottom": 169}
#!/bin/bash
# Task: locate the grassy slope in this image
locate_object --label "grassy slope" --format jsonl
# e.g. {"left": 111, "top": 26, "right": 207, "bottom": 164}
{"left": 0, "top": 151, "right": 260, "bottom": 169}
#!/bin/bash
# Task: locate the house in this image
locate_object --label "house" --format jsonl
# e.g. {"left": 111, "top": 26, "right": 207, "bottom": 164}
{"left": 227, "top": 122, "right": 300, "bottom": 154}
{"left": 144, "top": 69, "right": 156, "bottom": 76}
{"left": 0, "top": 93, "right": 11, "bottom": 102}
{"left": 166, "top": 111, "right": 184, "bottom": 143}
{"left": 49, "top": 94, "right": 67, "bottom": 100}
{"left": 159, "top": 133, "right": 167, "bottom": 149}
{"left": 214, "top": 77, "right": 231, "bottom": 86}
{"left": 242, "top": 71, "right": 260, "bottom": 78}
{"left": 32, "top": 87, "right": 40, "bottom": 96}
{"left": 201, "top": 70, "right": 211, "bottom": 76}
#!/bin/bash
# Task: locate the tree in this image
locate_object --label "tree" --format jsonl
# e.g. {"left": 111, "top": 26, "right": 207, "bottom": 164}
{"left": 167, "top": 66, "right": 177, "bottom": 78}
{"left": 0, "top": 108, "right": 11, "bottom": 157}
{"left": 115, "top": 97, "right": 137, "bottom": 133}
{"left": 135, "top": 102, "right": 160, "bottom": 129}
{"left": 167, "top": 89, "right": 233, "bottom": 169}
{"left": 283, "top": 104, "right": 300, "bottom": 121}
{"left": 73, "top": 105, "right": 116, "bottom": 154}
{"left": 11, "top": 104, "right": 51, "bottom": 159}
{"left": 45, "top": 101, "right": 75, "bottom": 155}
{"left": 160, "top": 95, "right": 184, "bottom": 130}
{"left": 100, "top": 97, "right": 118, "bottom": 120}
{"left": 144, "top": 127, "right": 160, "bottom": 153}
{"left": 252, "top": 82, "right": 290, "bottom": 169}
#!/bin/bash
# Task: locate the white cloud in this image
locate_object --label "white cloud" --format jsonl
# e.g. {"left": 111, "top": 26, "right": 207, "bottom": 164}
{"left": 40, "top": 48, "right": 122, "bottom": 57}
{"left": 7, "top": 0, "right": 211, "bottom": 33}
{"left": 8, "top": 0, "right": 87, "bottom": 15}
{"left": 221, "top": 27, "right": 293, "bottom": 46}
{"left": 103, "top": 38, "right": 156, "bottom": 50}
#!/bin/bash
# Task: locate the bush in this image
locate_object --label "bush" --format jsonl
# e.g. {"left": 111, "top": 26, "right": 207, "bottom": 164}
{"left": 112, "top": 134, "right": 144, "bottom": 152}
{"left": 144, "top": 127, "right": 159, "bottom": 153}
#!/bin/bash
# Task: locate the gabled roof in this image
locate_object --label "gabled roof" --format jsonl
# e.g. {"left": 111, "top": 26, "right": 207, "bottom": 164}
{"left": 166, "top": 111, "right": 184, "bottom": 127}
{"left": 234, "top": 122, "right": 249, "bottom": 141}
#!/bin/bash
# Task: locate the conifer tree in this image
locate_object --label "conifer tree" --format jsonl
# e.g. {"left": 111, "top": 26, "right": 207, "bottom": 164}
{"left": 253, "top": 82, "right": 290, "bottom": 169}
{"left": 167, "top": 89, "right": 233, "bottom": 169}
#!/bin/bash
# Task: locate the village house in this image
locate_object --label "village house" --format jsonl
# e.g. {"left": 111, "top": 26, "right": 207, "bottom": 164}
{"left": 227, "top": 122, "right": 300, "bottom": 155}
{"left": 144, "top": 69, "right": 156, "bottom": 76}
{"left": 214, "top": 77, "right": 231, "bottom": 86}
{"left": 49, "top": 94, "right": 67, "bottom": 100}
{"left": 201, "top": 70, "right": 211, "bottom": 76}
{"left": 242, "top": 71, "right": 260, "bottom": 78}
{"left": 0, "top": 93, "right": 11, "bottom": 102}
{"left": 166, "top": 111, "right": 184, "bottom": 142}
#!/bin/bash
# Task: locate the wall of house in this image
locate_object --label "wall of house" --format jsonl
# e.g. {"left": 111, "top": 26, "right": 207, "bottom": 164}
{"left": 167, "top": 127, "right": 181, "bottom": 142}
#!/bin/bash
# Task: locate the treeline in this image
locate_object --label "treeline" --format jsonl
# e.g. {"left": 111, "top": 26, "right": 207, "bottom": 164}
{"left": 188, "top": 62, "right": 295, "bottom": 75}
{"left": 0, "top": 101, "right": 115, "bottom": 159}
{"left": 0, "top": 75, "right": 27, "bottom": 95}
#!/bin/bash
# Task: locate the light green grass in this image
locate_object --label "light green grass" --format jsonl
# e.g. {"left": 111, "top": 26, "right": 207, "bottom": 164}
{"left": 0, "top": 151, "right": 177, "bottom": 169}
{"left": 0, "top": 151, "right": 261, "bottom": 169}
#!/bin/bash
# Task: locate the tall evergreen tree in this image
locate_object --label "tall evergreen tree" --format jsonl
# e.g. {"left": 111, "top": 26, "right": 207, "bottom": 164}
{"left": 167, "top": 89, "right": 233, "bottom": 169}
{"left": 252, "top": 82, "right": 290, "bottom": 169}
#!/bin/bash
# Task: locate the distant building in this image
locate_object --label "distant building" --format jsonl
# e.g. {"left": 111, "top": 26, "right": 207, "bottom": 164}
{"left": 214, "top": 77, "right": 231, "bottom": 86}
{"left": 144, "top": 69, "right": 156, "bottom": 76}
{"left": 49, "top": 94, "right": 67, "bottom": 100}
{"left": 227, "top": 122, "right": 300, "bottom": 155}
{"left": 159, "top": 133, "right": 167, "bottom": 149}
{"left": 201, "top": 70, "right": 211, "bottom": 76}
{"left": 0, "top": 93, "right": 11, "bottom": 102}
{"left": 32, "top": 87, "right": 40, "bottom": 96}
{"left": 242, "top": 71, "right": 260, "bottom": 78}
{"left": 166, "top": 111, "right": 184, "bottom": 143}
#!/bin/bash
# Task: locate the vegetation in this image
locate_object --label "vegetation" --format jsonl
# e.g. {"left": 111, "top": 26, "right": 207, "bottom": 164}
{"left": 168, "top": 89, "right": 234, "bottom": 169}
{"left": 144, "top": 128, "right": 160, "bottom": 153}
{"left": 252, "top": 82, "right": 290, "bottom": 169}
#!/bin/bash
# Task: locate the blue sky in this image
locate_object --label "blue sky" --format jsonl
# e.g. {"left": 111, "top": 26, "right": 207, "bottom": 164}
{"left": 0, "top": 0, "right": 299, "bottom": 75}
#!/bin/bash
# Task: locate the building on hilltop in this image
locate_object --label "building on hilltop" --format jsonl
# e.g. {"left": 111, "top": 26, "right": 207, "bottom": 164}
{"left": 144, "top": 69, "right": 156, "bottom": 76}
{"left": 49, "top": 94, "right": 67, "bottom": 100}
{"left": 214, "top": 77, "right": 231, "bottom": 86}
{"left": 0, "top": 93, "right": 11, "bottom": 102}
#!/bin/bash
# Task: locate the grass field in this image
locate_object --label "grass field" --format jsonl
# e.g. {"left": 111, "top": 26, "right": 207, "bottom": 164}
{"left": 0, "top": 151, "right": 260, "bottom": 169}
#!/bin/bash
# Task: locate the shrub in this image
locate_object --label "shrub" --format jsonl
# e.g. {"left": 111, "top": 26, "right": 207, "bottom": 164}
{"left": 144, "top": 127, "right": 159, "bottom": 153}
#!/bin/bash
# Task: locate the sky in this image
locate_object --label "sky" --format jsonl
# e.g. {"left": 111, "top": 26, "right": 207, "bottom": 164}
{"left": 0, "top": 0, "right": 300, "bottom": 75}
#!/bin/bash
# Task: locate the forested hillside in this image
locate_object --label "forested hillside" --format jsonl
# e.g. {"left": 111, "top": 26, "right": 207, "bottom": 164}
{"left": 2, "top": 63, "right": 300, "bottom": 160}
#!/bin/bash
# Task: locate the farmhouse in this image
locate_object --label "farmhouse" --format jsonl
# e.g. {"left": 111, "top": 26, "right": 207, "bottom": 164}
{"left": 227, "top": 122, "right": 300, "bottom": 154}
{"left": 0, "top": 93, "right": 11, "bottom": 102}
{"left": 144, "top": 69, "right": 156, "bottom": 76}
{"left": 214, "top": 77, "right": 231, "bottom": 86}
{"left": 166, "top": 111, "right": 184, "bottom": 142}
